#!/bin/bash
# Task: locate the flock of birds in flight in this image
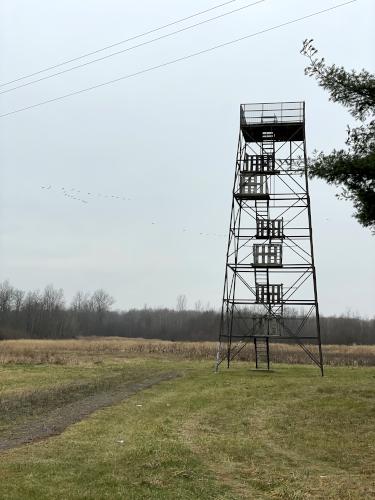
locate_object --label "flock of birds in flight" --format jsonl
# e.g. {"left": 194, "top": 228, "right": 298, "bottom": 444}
{"left": 41, "top": 184, "right": 131, "bottom": 204}
{"left": 40, "top": 185, "right": 225, "bottom": 238}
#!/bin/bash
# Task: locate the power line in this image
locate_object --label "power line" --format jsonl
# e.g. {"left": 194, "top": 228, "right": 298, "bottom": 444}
{"left": 0, "top": 0, "right": 239, "bottom": 88}
{"left": 0, "top": 1, "right": 358, "bottom": 119}
{"left": 0, "top": 1, "right": 265, "bottom": 95}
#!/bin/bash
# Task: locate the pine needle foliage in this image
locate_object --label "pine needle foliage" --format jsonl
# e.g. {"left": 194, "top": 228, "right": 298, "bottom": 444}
{"left": 301, "top": 39, "right": 375, "bottom": 232}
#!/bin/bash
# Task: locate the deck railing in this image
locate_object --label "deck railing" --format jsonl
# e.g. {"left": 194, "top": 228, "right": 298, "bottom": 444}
{"left": 240, "top": 101, "right": 304, "bottom": 126}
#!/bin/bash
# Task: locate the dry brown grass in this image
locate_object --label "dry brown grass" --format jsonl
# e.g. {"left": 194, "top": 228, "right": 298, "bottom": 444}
{"left": 1, "top": 337, "right": 375, "bottom": 366}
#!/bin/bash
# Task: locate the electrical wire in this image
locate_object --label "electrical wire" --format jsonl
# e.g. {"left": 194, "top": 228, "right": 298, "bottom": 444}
{"left": 0, "top": 1, "right": 265, "bottom": 95}
{"left": 0, "top": 0, "right": 239, "bottom": 88}
{"left": 0, "top": 1, "right": 358, "bottom": 119}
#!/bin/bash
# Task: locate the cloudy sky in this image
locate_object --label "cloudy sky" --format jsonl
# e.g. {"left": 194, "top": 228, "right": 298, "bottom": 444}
{"left": 0, "top": 0, "right": 374, "bottom": 316}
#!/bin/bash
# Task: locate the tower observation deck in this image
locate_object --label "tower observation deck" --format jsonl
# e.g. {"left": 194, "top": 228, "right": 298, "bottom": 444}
{"left": 216, "top": 101, "right": 323, "bottom": 374}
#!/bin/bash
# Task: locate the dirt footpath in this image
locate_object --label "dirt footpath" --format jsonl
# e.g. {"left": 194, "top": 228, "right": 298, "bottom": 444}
{"left": 0, "top": 372, "right": 178, "bottom": 452}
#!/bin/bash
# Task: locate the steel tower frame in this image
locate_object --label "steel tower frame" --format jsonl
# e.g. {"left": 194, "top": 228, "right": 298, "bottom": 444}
{"left": 216, "top": 102, "right": 323, "bottom": 374}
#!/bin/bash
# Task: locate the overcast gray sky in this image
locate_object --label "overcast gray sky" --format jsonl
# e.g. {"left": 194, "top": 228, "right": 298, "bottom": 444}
{"left": 0, "top": 0, "right": 374, "bottom": 316}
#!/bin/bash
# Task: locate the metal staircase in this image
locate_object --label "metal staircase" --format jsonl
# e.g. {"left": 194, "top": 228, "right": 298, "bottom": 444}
{"left": 261, "top": 131, "right": 275, "bottom": 156}
{"left": 255, "top": 199, "right": 269, "bottom": 221}
{"left": 254, "top": 337, "right": 270, "bottom": 370}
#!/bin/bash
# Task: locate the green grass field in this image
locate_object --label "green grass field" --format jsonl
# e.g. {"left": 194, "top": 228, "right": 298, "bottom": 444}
{"left": 0, "top": 342, "right": 374, "bottom": 499}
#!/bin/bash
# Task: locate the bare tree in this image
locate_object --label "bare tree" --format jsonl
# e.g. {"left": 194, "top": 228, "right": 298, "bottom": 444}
{"left": 176, "top": 294, "right": 187, "bottom": 312}
{"left": 194, "top": 300, "right": 203, "bottom": 312}
{"left": 12, "top": 289, "right": 25, "bottom": 313}
{"left": 90, "top": 289, "right": 115, "bottom": 314}
{"left": 42, "top": 285, "right": 65, "bottom": 312}
{"left": 40, "top": 285, "right": 65, "bottom": 337}
{"left": 71, "top": 291, "right": 91, "bottom": 312}
{"left": 70, "top": 291, "right": 92, "bottom": 336}
{"left": 23, "top": 290, "right": 42, "bottom": 336}
{"left": 89, "top": 289, "right": 115, "bottom": 331}
{"left": 0, "top": 280, "right": 14, "bottom": 313}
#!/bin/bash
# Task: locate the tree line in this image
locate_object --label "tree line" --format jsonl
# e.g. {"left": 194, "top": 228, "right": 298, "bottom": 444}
{"left": 0, "top": 281, "right": 373, "bottom": 344}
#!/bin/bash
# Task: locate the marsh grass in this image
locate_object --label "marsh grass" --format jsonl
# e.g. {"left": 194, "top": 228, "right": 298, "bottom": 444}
{"left": 0, "top": 337, "right": 374, "bottom": 366}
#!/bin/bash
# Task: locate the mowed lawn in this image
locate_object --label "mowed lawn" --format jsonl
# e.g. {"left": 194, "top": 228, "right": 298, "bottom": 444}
{"left": 0, "top": 359, "right": 374, "bottom": 499}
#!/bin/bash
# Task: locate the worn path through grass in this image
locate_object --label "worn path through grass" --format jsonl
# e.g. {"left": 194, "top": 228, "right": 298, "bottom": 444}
{"left": 0, "top": 361, "right": 374, "bottom": 499}
{"left": 0, "top": 359, "right": 178, "bottom": 446}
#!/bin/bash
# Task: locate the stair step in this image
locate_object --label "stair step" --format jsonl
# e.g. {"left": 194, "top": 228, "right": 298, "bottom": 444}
{"left": 254, "top": 337, "right": 270, "bottom": 370}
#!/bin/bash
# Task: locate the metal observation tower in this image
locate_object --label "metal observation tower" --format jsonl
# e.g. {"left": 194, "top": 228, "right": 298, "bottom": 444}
{"left": 216, "top": 102, "right": 323, "bottom": 374}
